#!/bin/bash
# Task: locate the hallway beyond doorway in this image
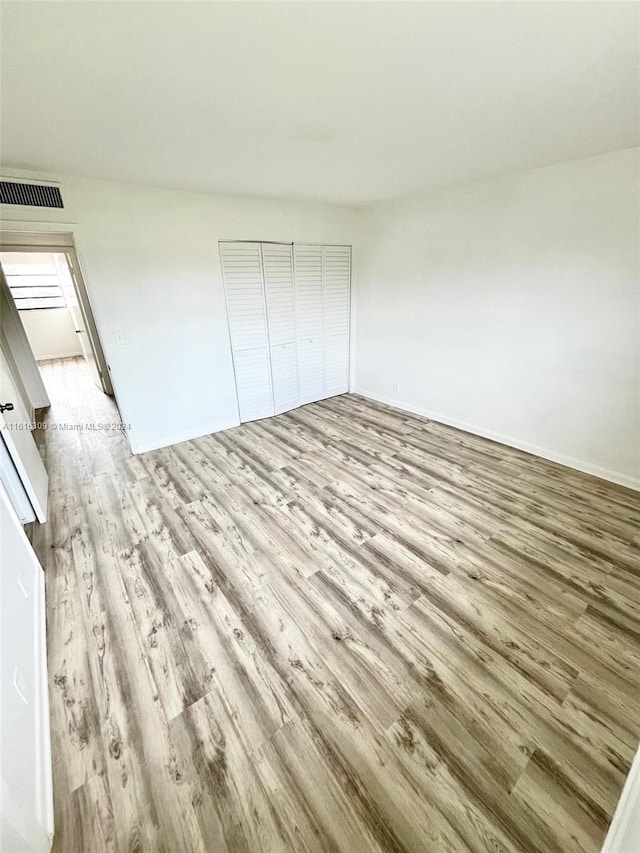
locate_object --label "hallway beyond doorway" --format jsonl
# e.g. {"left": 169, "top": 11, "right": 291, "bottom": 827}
{"left": 33, "top": 357, "right": 126, "bottom": 461}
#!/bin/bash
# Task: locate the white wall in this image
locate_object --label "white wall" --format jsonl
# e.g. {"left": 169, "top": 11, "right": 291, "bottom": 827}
{"left": 2, "top": 151, "right": 637, "bottom": 484}
{"left": 1, "top": 175, "right": 358, "bottom": 452}
{"left": 355, "top": 148, "right": 640, "bottom": 489}
{"left": 20, "top": 309, "right": 81, "bottom": 361}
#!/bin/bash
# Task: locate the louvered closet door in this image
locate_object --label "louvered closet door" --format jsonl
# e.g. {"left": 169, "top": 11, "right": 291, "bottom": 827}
{"left": 220, "top": 242, "right": 274, "bottom": 422}
{"left": 262, "top": 243, "right": 298, "bottom": 415}
{"left": 293, "top": 244, "right": 324, "bottom": 405}
{"left": 323, "top": 245, "right": 351, "bottom": 396}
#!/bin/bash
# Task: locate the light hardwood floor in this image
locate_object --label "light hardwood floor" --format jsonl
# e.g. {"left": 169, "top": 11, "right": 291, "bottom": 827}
{"left": 32, "top": 357, "right": 640, "bottom": 853}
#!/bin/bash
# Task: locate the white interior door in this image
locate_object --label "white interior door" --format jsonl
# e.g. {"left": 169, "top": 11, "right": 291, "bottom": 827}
{"left": 323, "top": 245, "right": 351, "bottom": 397}
{"left": 0, "top": 344, "right": 48, "bottom": 522}
{"left": 0, "top": 272, "right": 49, "bottom": 412}
{"left": 324, "top": 333, "right": 350, "bottom": 397}
{"left": 54, "top": 253, "right": 102, "bottom": 389}
{"left": 262, "top": 243, "right": 298, "bottom": 415}
{"left": 63, "top": 250, "right": 113, "bottom": 395}
{"left": 0, "top": 483, "right": 54, "bottom": 851}
{"left": 0, "top": 438, "right": 36, "bottom": 524}
{"left": 220, "top": 242, "right": 274, "bottom": 422}
{"left": 269, "top": 343, "right": 297, "bottom": 415}
{"left": 293, "top": 244, "right": 324, "bottom": 405}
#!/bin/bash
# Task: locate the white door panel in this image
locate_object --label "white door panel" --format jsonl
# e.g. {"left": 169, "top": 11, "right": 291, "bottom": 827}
{"left": 322, "top": 246, "right": 350, "bottom": 397}
{"left": 297, "top": 338, "right": 324, "bottom": 405}
{"left": 262, "top": 243, "right": 299, "bottom": 415}
{"left": 0, "top": 345, "right": 47, "bottom": 522}
{"left": 55, "top": 253, "right": 104, "bottom": 392}
{"left": 294, "top": 244, "right": 324, "bottom": 406}
{"left": 221, "top": 242, "right": 270, "bottom": 351}
{"left": 323, "top": 245, "right": 351, "bottom": 337}
{"left": 293, "top": 244, "right": 323, "bottom": 340}
{"left": 271, "top": 343, "right": 298, "bottom": 415}
{"left": 223, "top": 241, "right": 350, "bottom": 421}
{"left": 232, "top": 347, "right": 273, "bottom": 423}
{"left": 324, "top": 333, "right": 350, "bottom": 397}
{"left": 0, "top": 272, "right": 49, "bottom": 412}
{"left": 0, "top": 483, "right": 53, "bottom": 851}
{"left": 221, "top": 242, "right": 274, "bottom": 422}
{"left": 0, "top": 438, "right": 35, "bottom": 523}
{"left": 262, "top": 243, "right": 296, "bottom": 346}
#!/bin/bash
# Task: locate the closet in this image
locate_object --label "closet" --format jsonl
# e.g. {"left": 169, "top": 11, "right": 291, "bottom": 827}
{"left": 220, "top": 241, "right": 351, "bottom": 423}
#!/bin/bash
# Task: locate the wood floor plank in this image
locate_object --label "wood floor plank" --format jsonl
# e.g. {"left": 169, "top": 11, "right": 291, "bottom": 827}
{"left": 59, "top": 772, "right": 118, "bottom": 853}
{"left": 35, "top": 358, "right": 640, "bottom": 853}
{"left": 254, "top": 717, "right": 396, "bottom": 853}
{"left": 386, "top": 707, "right": 554, "bottom": 853}
{"left": 415, "top": 571, "right": 581, "bottom": 702}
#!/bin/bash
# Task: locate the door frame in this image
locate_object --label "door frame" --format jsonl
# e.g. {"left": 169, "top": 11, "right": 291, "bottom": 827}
{"left": 0, "top": 231, "right": 113, "bottom": 395}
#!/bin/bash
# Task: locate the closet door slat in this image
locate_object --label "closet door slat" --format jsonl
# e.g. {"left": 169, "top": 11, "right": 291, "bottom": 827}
{"left": 293, "top": 244, "right": 324, "bottom": 405}
{"left": 323, "top": 245, "right": 351, "bottom": 338}
{"left": 294, "top": 244, "right": 323, "bottom": 340}
{"left": 324, "top": 333, "right": 350, "bottom": 397}
{"left": 232, "top": 348, "right": 274, "bottom": 422}
{"left": 222, "top": 241, "right": 351, "bottom": 423}
{"left": 262, "top": 243, "right": 297, "bottom": 346}
{"left": 220, "top": 242, "right": 269, "bottom": 351}
{"left": 220, "top": 241, "right": 274, "bottom": 422}
{"left": 323, "top": 245, "right": 351, "bottom": 396}
{"left": 262, "top": 243, "right": 299, "bottom": 414}
{"left": 270, "top": 343, "right": 299, "bottom": 415}
{"left": 297, "top": 338, "right": 324, "bottom": 406}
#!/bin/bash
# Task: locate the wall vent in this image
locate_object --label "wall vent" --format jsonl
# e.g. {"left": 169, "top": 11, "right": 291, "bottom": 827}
{"left": 0, "top": 180, "right": 63, "bottom": 208}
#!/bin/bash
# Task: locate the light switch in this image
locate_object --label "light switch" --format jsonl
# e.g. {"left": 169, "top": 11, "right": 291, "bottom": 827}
{"left": 113, "top": 329, "right": 126, "bottom": 346}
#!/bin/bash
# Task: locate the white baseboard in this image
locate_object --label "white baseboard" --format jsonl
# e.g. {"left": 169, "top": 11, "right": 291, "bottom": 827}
{"left": 130, "top": 418, "right": 240, "bottom": 455}
{"left": 354, "top": 387, "right": 640, "bottom": 493}
{"left": 601, "top": 747, "right": 640, "bottom": 853}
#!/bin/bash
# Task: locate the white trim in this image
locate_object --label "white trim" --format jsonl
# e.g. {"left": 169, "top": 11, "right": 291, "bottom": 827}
{"left": 601, "top": 747, "right": 640, "bottom": 853}
{"left": 0, "top": 222, "right": 78, "bottom": 236}
{"left": 354, "top": 387, "right": 640, "bottom": 493}
{"left": 0, "top": 172, "right": 62, "bottom": 189}
{"left": 131, "top": 417, "right": 240, "bottom": 455}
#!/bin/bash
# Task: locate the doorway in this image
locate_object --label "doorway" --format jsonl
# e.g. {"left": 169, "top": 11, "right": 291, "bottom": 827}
{"left": 0, "top": 240, "right": 112, "bottom": 397}
{"left": 0, "top": 231, "right": 117, "bottom": 524}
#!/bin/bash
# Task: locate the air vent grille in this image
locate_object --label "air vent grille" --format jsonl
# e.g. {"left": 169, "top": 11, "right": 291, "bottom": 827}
{"left": 0, "top": 181, "right": 63, "bottom": 208}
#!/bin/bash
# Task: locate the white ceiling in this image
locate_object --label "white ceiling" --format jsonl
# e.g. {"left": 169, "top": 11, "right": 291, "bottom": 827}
{"left": 1, "top": 2, "right": 638, "bottom": 206}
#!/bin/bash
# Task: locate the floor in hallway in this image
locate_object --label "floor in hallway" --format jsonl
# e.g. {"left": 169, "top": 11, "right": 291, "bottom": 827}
{"left": 33, "top": 356, "right": 640, "bottom": 853}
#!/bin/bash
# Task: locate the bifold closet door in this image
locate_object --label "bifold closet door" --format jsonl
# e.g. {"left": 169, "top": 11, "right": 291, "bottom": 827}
{"left": 220, "top": 242, "right": 274, "bottom": 422}
{"left": 262, "top": 243, "right": 298, "bottom": 415}
{"left": 293, "top": 244, "right": 324, "bottom": 405}
{"left": 323, "top": 245, "right": 351, "bottom": 396}
{"left": 222, "top": 241, "right": 350, "bottom": 423}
